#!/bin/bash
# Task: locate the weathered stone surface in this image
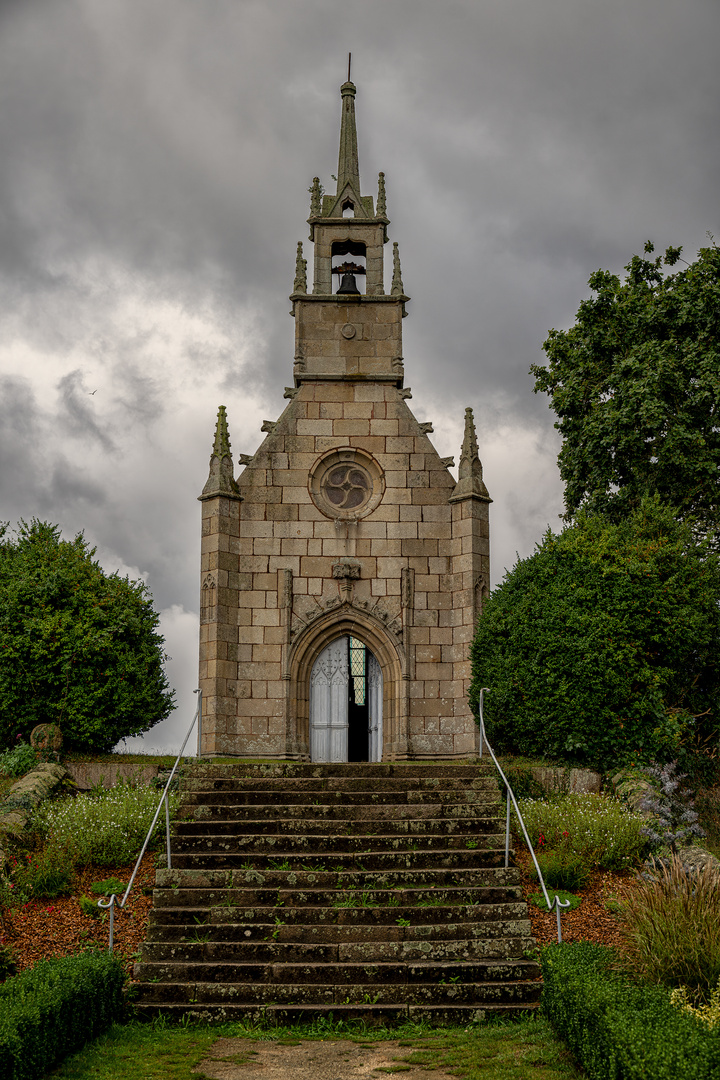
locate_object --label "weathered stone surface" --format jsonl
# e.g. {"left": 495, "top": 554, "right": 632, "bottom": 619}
{"left": 30, "top": 722, "right": 63, "bottom": 755}
{"left": 530, "top": 766, "right": 602, "bottom": 795}
{"left": 0, "top": 763, "right": 75, "bottom": 857}
{"left": 134, "top": 761, "right": 541, "bottom": 1023}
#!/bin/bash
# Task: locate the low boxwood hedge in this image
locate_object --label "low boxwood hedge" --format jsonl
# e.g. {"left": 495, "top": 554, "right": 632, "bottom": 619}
{"left": 541, "top": 941, "right": 720, "bottom": 1079}
{"left": 0, "top": 949, "right": 126, "bottom": 1080}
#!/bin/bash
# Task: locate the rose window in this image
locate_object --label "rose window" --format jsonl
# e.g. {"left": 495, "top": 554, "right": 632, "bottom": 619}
{"left": 309, "top": 448, "right": 385, "bottom": 520}
{"left": 323, "top": 465, "right": 371, "bottom": 511}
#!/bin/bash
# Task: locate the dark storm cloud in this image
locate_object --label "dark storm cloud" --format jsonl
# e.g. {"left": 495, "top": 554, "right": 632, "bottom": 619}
{"left": 57, "top": 370, "right": 116, "bottom": 452}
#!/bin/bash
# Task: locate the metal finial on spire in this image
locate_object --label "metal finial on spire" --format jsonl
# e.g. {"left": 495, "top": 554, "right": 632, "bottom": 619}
{"left": 348, "top": 52, "right": 351, "bottom": 82}
{"left": 200, "top": 405, "right": 241, "bottom": 500}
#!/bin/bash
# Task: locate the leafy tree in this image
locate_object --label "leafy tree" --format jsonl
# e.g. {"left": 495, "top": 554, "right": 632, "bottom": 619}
{"left": 469, "top": 500, "right": 720, "bottom": 773}
{"left": 532, "top": 242, "right": 720, "bottom": 536}
{"left": 0, "top": 520, "right": 174, "bottom": 752}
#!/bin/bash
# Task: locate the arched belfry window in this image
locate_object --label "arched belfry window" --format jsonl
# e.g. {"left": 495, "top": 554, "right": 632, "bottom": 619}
{"left": 331, "top": 239, "right": 366, "bottom": 295}
{"left": 342, "top": 200, "right": 355, "bottom": 218}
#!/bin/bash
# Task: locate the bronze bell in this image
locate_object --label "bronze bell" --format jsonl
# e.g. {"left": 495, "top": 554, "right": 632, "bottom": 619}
{"left": 337, "top": 271, "right": 360, "bottom": 295}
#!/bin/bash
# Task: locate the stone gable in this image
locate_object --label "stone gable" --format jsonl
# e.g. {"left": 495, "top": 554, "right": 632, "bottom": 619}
{"left": 198, "top": 79, "right": 490, "bottom": 761}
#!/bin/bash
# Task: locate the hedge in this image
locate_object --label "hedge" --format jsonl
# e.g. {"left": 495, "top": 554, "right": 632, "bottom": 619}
{"left": 541, "top": 942, "right": 720, "bottom": 1079}
{"left": 0, "top": 949, "right": 126, "bottom": 1080}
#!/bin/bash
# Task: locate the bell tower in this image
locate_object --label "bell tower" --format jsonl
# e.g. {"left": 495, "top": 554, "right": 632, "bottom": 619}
{"left": 198, "top": 74, "right": 491, "bottom": 761}
{"left": 293, "top": 76, "right": 406, "bottom": 386}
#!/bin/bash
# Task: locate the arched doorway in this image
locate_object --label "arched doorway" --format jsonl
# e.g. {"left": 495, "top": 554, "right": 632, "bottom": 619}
{"left": 309, "top": 636, "right": 383, "bottom": 762}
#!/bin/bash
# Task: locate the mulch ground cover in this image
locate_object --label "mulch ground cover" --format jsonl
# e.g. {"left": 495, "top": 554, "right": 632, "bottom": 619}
{"left": 515, "top": 849, "right": 637, "bottom": 950}
{"left": 1, "top": 847, "right": 638, "bottom": 979}
{"left": 0, "top": 854, "right": 155, "bottom": 976}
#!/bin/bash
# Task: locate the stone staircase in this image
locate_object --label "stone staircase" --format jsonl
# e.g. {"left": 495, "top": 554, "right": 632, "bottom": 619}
{"left": 133, "top": 761, "right": 541, "bottom": 1024}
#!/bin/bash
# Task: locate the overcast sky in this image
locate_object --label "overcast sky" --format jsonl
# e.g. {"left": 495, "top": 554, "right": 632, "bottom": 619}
{"left": 1, "top": 0, "right": 718, "bottom": 752}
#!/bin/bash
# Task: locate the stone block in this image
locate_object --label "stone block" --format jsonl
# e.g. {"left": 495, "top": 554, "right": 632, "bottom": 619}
{"left": 342, "top": 402, "right": 374, "bottom": 419}
{"left": 415, "top": 645, "right": 441, "bottom": 664}
{"left": 333, "top": 419, "right": 369, "bottom": 436}
{"left": 297, "top": 419, "right": 333, "bottom": 436}
{"left": 316, "top": 436, "right": 350, "bottom": 452}
{"left": 386, "top": 437, "right": 415, "bottom": 454}
{"left": 370, "top": 419, "right": 399, "bottom": 435}
{"left": 387, "top": 521, "right": 418, "bottom": 540}
{"left": 281, "top": 486, "right": 312, "bottom": 504}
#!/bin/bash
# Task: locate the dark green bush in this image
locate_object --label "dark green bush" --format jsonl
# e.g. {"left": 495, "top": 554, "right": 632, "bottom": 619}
{"left": 470, "top": 499, "right": 720, "bottom": 772}
{"left": 0, "top": 944, "right": 17, "bottom": 982}
{"left": 0, "top": 950, "right": 126, "bottom": 1080}
{"left": 0, "top": 520, "right": 174, "bottom": 752}
{"left": 541, "top": 941, "right": 720, "bottom": 1079}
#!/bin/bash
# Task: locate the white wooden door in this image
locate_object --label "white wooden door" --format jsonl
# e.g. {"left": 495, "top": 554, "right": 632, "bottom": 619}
{"left": 309, "top": 637, "right": 349, "bottom": 762}
{"left": 368, "top": 652, "right": 383, "bottom": 762}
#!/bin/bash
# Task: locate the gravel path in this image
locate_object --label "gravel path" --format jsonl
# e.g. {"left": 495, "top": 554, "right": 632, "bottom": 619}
{"left": 191, "top": 1037, "right": 453, "bottom": 1079}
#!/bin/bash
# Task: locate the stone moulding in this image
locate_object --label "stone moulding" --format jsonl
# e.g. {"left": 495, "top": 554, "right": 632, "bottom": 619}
{"left": 286, "top": 602, "right": 408, "bottom": 760}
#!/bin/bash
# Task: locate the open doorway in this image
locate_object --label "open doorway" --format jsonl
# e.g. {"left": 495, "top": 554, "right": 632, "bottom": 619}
{"left": 309, "top": 636, "right": 383, "bottom": 762}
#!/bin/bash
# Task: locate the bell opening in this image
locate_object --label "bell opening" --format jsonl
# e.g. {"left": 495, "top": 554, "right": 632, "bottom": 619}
{"left": 332, "top": 240, "right": 366, "bottom": 295}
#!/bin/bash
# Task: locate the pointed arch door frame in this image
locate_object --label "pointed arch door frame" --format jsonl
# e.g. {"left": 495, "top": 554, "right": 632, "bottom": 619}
{"left": 287, "top": 608, "right": 407, "bottom": 762}
{"left": 309, "top": 636, "right": 383, "bottom": 763}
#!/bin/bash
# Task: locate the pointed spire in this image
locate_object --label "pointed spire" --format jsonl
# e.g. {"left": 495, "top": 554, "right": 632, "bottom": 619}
{"left": 293, "top": 241, "right": 307, "bottom": 293}
{"left": 376, "top": 172, "right": 387, "bottom": 217}
{"left": 391, "top": 242, "right": 405, "bottom": 296}
{"left": 337, "top": 81, "right": 360, "bottom": 195}
{"left": 309, "top": 176, "right": 322, "bottom": 217}
{"left": 199, "top": 405, "right": 242, "bottom": 501}
{"left": 450, "top": 408, "right": 491, "bottom": 504}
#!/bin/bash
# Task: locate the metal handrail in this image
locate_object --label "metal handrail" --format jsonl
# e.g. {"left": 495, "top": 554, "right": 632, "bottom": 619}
{"left": 478, "top": 688, "right": 570, "bottom": 943}
{"left": 98, "top": 689, "right": 202, "bottom": 951}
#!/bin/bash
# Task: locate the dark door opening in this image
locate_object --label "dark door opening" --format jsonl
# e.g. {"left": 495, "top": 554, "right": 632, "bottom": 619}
{"left": 347, "top": 636, "right": 369, "bottom": 762}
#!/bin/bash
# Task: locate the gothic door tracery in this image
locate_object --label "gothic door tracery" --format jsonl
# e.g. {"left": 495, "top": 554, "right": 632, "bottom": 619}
{"left": 309, "top": 636, "right": 383, "bottom": 762}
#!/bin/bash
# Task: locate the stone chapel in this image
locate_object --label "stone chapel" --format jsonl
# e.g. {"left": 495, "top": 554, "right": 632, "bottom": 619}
{"left": 198, "top": 78, "right": 491, "bottom": 761}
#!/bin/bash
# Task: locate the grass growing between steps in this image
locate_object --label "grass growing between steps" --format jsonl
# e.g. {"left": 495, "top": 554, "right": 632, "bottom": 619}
{"left": 47, "top": 1015, "right": 582, "bottom": 1080}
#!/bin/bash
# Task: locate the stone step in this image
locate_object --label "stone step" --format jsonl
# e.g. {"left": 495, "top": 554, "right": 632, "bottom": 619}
{"left": 176, "top": 789, "right": 496, "bottom": 806}
{"left": 164, "top": 841, "right": 506, "bottom": 865}
{"left": 179, "top": 777, "right": 498, "bottom": 794}
{"left": 132, "top": 976, "right": 541, "bottom": 1006}
{"left": 177, "top": 800, "right": 498, "bottom": 820}
{"left": 148, "top": 901, "right": 530, "bottom": 927}
{"left": 153, "top": 870, "right": 518, "bottom": 895}
{"left": 185, "top": 763, "right": 494, "bottom": 780}
{"left": 134, "top": 1002, "right": 539, "bottom": 1023}
{"left": 138, "top": 936, "right": 532, "bottom": 963}
{"left": 172, "top": 816, "right": 500, "bottom": 836}
{"left": 145, "top": 917, "right": 532, "bottom": 945}
{"left": 150, "top": 885, "right": 523, "bottom": 910}
{"left": 133, "top": 957, "right": 539, "bottom": 985}
{"left": 155, "top": 866, "right": 520, "bottom": 889}
{"left": 161, "top": 847, "right": 508, "bottom": 873}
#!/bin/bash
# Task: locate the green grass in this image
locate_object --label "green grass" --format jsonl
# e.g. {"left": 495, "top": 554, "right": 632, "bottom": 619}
{"left": 47, "top": 1015, "right": 582, "bottom": 1080}
{"left": 392, "top": 1017, "right": 582, "bottom": 1078}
